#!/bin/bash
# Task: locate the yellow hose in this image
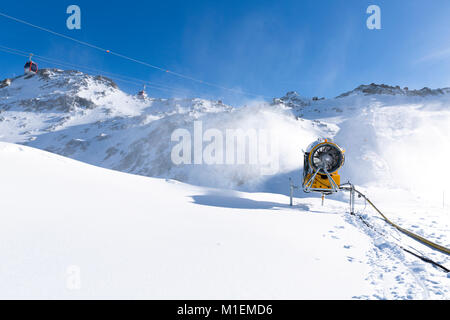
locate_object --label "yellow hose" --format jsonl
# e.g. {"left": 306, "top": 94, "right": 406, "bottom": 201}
{"left": 351, "top": 187, "right": 450, "bottom": 255}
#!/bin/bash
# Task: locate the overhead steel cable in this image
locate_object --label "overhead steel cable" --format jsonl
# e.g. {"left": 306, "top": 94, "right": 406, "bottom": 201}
{"left": 0, "top": 44, "right": 188, "bottom": 93}
{"left": 0, "top": 47, "right": 29, "bottom": 58}
{"left": 0, "top": 11, "right": 269, "bottom": 98}
{"left": 0, "top": 46, "right": 193, "bottom": 96}
{"left": 32, "top": 55, "right": 189, "bottom": 94}
{"left": 0, "top": 12, "right": 107, "bottom": 52}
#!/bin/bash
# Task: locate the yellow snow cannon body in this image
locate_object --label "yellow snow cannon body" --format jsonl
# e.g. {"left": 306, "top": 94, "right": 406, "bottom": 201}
{"left": 302, "top": 138, "right": 345, "bottom": 195}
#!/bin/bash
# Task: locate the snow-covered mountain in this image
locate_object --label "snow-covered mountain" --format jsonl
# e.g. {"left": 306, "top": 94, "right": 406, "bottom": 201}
{"left": 1, "top": 68, "right": 449, "bottom": 198}
{"left": 0, "top": 69, "right": 329, "bottom": 191}
{"left": 336, "top": 83, "right": 450, "bottom": 98}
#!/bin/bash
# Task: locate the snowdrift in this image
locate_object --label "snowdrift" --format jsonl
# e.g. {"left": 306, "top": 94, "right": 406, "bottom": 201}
{"left": 0, "top": 142, "right": 448, "bottom": 299}
{"left": 0, "top": 142, "right": 374, "bottom": 299}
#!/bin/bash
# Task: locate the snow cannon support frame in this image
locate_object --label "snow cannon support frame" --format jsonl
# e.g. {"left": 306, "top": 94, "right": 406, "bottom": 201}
{"left": 302, "top": 138, "right": 345, "bottom": 195}
{"left": 289, "top": 138, "right": 345, "bottom": 207}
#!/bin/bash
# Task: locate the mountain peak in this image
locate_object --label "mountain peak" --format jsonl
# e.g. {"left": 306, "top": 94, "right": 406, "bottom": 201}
{"left": 272, "top": 91, "right": 310, "bottom": 108}
{"left": 1, "top": 68, "right": 118, "bottom": 91}
{"left": 0, "top": 68, "right": 122, "bottom": 112}
{"left": 336, "top": 83, "right": 450, "bottom": 98}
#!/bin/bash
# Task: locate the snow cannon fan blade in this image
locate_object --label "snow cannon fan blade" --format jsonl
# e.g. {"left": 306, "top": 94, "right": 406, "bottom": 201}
{"left": 302, "top": 138, "right": 345, "bottom": 195}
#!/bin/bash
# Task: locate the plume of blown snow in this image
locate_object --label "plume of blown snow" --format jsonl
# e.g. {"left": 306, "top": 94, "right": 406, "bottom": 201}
{"left": 167, "top": 101, "right": 328, "bottom": 191}
{"left": 336, "top": 101, "right": 450, "bottom": 204}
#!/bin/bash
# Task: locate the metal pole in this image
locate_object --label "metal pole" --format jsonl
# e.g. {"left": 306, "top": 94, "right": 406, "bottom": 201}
{"left": 352, "top": 187, "right": 355, "bottom": 214}
{"left": 290, "top": 185, "right": 293, "bottom": 207}
{"left": 289, "top": 178, "right": 293, "bottom": 207}
{"left": 351, "top": 187, "right": 353, "bottom": 214}
{"left": 349, "top": 184, "right": 355, "bottom": 214}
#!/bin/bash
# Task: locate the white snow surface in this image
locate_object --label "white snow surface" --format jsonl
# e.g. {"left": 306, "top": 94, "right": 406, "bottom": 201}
{"left": 0, "top": 69, "right": 449, "bottom": 299}
{"left": 1, "top": 142, "right": 448, "bottom": 299}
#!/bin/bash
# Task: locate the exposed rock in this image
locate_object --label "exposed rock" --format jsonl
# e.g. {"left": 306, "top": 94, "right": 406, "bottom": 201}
{"left": 272, "top": 91, "right": 310, "bottom": 109}
{"left": 336, "top": 83, "right": 450, "bottom": 98}
{"left": 0, "top": 78, "right": 11, "bottom": 88}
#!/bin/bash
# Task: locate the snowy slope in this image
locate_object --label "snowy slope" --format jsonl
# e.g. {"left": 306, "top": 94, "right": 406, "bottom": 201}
{"left": 0, "top": 142, "right": 448, "bottom": 299}
{"left": 1, "top": 69, "right": 449, "bottom": 299}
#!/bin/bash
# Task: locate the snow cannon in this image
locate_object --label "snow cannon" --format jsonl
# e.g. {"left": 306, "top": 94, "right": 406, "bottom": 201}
{"left": 302, "top": 138, "right": 345, "bottom": 195}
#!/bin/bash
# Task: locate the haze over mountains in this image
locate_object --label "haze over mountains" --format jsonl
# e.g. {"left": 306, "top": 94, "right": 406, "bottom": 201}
{"left": 1, "top": 68, "right": 449, "bottom": 195}
{"left": 1, "top": 68, "right": 449, "bottom": 299}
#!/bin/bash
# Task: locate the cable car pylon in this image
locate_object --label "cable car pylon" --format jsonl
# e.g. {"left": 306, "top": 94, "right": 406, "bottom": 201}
{"left": 137, "top": 84, "right": 148, "bottom": 99}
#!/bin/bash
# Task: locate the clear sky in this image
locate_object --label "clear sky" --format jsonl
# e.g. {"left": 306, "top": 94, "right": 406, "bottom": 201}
{"left": 1, "top": 0, "right": 450, "bottom": 104}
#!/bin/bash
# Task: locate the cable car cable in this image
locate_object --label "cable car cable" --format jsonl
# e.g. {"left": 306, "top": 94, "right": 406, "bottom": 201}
{"left": 0, "top": 11, "right": 269, "bottom": 98}
{"left": 0, "top": 44, "right": 189, "bottom": 93}
{"left": 0, "top": 47, "right": 193, "bottom": 95}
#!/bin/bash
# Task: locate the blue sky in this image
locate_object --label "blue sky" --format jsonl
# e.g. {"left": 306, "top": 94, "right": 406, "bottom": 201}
{"left": 1, "top": 0, "right": 450, "bottom": 104}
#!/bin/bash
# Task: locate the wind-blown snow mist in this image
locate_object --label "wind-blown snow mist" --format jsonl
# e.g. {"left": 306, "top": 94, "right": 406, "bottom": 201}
{"left": 1, "top": 69, "right": 450, "bottom": 203}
